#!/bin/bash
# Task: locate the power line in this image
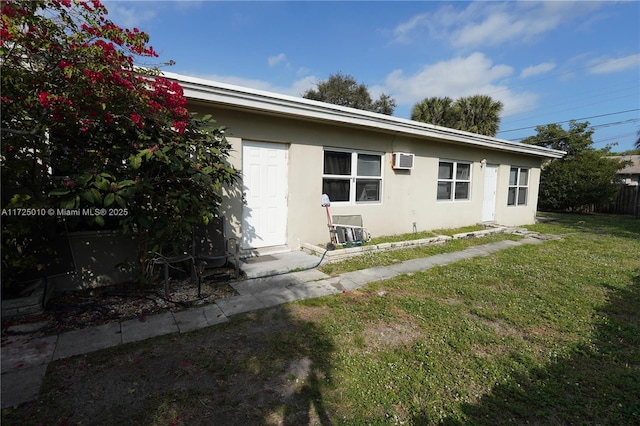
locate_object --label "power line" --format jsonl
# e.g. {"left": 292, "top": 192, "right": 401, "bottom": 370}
{"left": 499, "top": 84, "right": 639, "bottom": 126}
{"left": 592, "top": 131, "right": 639, "bottom": 146}
{"left": 499, "top": 109, "right": 640, "bottom": 133}
{"left": 508, "top": 118, "right": 640, "bottom": 142}
{"left": 591, "top": 118, "right": 640, "bottom": 129}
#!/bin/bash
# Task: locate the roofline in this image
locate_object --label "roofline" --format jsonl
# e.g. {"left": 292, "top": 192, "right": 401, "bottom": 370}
{"left": 162, "top": 71, "right": 566, "bottom": 159}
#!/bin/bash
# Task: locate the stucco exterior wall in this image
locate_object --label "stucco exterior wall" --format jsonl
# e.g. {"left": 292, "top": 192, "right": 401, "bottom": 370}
{"left": 191, "top": 102, "right": 544, "bottom": 250}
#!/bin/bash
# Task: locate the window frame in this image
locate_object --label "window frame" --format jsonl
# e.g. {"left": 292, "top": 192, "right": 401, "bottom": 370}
{"left": 436, "top": 159, "right": 472, "bottom": 202}
{"left": 507, "top": 166, "right": 529, "bottom": 206}
{"left": 322, "top": 147, "right": 384, "bottom": 205}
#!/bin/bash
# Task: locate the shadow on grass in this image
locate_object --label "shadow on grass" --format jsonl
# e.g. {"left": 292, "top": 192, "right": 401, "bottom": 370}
{"left": 2, "top": 304, "right": 337, "bottom": 425}
{"left": 434, "top": 270, "right": 640, "bottom": 425}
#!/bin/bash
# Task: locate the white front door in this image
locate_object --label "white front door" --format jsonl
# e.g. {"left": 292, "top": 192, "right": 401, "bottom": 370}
{"left": 241, "top": 141, "right": 288, "bottom": 249}
{"left": 482, "top": 164, "right": 498, "bottom": 222}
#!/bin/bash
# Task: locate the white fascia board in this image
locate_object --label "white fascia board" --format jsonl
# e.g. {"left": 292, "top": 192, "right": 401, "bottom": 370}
{"left": 163, "top": 71, "right": 566, "bottom": 159}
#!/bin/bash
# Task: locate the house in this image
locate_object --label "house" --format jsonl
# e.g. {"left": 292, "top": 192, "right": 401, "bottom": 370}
{"left": 611, "top": 155, "right": 640, "bottom": 186}
{"left": 163, "top": 72, "right": 565, "bottom": 254}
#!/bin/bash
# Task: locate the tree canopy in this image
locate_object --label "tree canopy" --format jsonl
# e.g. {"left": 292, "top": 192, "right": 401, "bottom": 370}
{"left": 522, "top": 121, "right": 626, "bottom": 212}
{"left": 411, "top": 95, "right": 503, "bottom": 137}
{"left": 303, "top": 73, "right": 396, "bottom": 115}
{"left": 1, "top": 0, "right": 238, "bottom": 285}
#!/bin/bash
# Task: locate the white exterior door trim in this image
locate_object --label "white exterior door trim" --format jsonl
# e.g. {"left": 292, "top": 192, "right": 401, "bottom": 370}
{"left": 482, "top": 164, "right": 498, "bottom": 222}
{"left": 241, "top": 141, "right": 288, "bottom": 249}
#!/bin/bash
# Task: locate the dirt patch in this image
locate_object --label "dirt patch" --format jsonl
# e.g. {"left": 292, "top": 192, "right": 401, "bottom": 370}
{"left": 288, "top": 304, "right": 332, "bottom": 323}
{"left": 466, "top": 312, "right": 523, "bottom": 338}
{"left": 361, "top": 308, "right": 422, "bottom": 350}
{"left": 2, "top": 306, "right": 336, "bottom": 426}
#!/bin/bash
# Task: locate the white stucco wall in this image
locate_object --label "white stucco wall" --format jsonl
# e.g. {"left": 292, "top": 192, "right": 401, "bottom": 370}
{"left": 193, "top": 103, "right": 545, "bottom": 250}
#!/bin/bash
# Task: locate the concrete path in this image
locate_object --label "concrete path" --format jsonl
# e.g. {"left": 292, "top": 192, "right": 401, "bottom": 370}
{"left": 1, "top": 235, "right": 548, "bottom": 409}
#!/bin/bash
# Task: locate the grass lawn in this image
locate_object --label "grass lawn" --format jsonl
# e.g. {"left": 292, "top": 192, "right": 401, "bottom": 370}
{"left": 3, "top": 213, "right": 639, "bottom": 425}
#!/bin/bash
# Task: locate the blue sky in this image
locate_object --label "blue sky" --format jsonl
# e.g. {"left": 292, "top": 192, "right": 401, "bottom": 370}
{"left": 105, "top": 1, "right": 640, "bottom": 152}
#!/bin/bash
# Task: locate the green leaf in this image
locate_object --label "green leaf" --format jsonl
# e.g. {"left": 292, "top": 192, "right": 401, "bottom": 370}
{"left": 129, "top": 155, "right": 142, "bottom": 170}
{"left": 80, "top": 190, "right": 94, "bottom": 203}
{"left": 49, "top": 189, "right": 70, "bottom": 196}
{"left": 61, "top": 198, "right": 76, "bottom": 209}
{"left": 90, "top": 188, "right": 102, "bottom": 203}
{"left": 115, "top": 195, "right": 126, "bottom": 207}
{"left": 93, "top": 180, "right": 109, "bottom": 191}
{"left": 138, "top": 216, "right": 150, "bottom": 228}
{"left": 94, "top": 215, "right": 105, "bottom": 226}
{"left": 104, "top": 193, "right": 115, "bottom": 207}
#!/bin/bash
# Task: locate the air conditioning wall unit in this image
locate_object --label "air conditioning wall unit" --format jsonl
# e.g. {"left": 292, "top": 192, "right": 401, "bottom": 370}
{"left": 392, "top": 152, "right": 415, "bottom": 170}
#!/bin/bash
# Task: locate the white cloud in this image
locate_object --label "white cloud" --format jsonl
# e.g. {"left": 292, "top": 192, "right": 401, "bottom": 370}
{"left": 392, "top": 13, "right": 428, "bottom": 43}
{"left": 103, "top": 2, "right": 158, "bottom": 30}
{"left": 520, "top": 62, "right": 556, "bottom": 78}
{"left": 380, "top": 52, "right": 537, "bottom": 117}
{"left": 588, "top": 53, "right": 640, "bottom": 74}
{"left": 393, "top": 1, "right": 605, "bottom": 49}
{"left": 187, "top": 73, "right": 317, "bottom": 98}
{"left": 268, "top": 53, "right": 287, "bottom": 67}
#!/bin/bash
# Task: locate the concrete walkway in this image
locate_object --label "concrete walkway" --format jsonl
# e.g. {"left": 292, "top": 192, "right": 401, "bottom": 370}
{"left": 1, "top": 235, "right": 548, "bottom": 409}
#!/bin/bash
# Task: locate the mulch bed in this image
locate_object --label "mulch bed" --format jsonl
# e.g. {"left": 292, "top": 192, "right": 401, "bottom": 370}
{"left": 1, "top": 267, "right": 239, "bottom": 338}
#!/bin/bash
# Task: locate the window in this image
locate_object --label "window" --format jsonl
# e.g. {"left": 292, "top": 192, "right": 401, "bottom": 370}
{"left": 322, "top": 149, "right": 382, "bottom": 204}
{"left": 437, "top": 160, "right": 471, "bottom": 201}
{"left": 508, "top": 167, "right": 529, "bottom": 206}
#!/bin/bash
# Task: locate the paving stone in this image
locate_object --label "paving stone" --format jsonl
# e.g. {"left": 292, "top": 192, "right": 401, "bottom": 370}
{"left": 332, "top": 276, "right": 362, "bottom": 291}
{"left": 231, "top": 274, "right": 304, "bottom": 295}
{"left": 388, "top": 257, "right": 438, "bottom": 274}
{"left": 1, "top": 334, "right": 58, "bottom": 372}
{"left": 253, "top": 287, "right": 298, "bottom": 308}
{"left": 215, "top": 294, "right": 267, "bottom": 317}
{"left": 53, "top": 322, "right": 122, "bottom": 360}
{"left": 173, "top": 309, "right": 209, "bottom": 334}
{"left": 290, "top": 268, "right": 330, "bottom": 282}
{"left": 121, "top": 313, "right": 178, "bottom": 344}
{"left": 1, "top": 364, "right": 48, "bottom": 409}
{"left": 203, "top": 304, "right": 229, "bottom": 326}
{"left": 286, "top": 281, "right": 340, "bottom": 300}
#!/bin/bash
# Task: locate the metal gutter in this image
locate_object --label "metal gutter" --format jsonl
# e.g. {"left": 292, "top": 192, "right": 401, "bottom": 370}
{"left": 162, "top": 71, "right": 566, "bottom": 159}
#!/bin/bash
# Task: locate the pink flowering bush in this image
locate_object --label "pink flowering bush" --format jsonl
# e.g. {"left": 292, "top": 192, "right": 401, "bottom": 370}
{"left": 1, "top": 0, "right": 238, "bottom": 286}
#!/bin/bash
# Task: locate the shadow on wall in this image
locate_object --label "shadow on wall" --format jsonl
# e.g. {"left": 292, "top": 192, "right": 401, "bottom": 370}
{"left": 224, "top": 173, "right": 262, "bottom": 255}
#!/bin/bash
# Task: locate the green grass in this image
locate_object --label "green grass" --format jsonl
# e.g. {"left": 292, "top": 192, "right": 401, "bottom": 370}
{"left": 4, "top": 213, "right": 639, "bottom": 425}
{"left": 367, "top": 224, "right": 486, "bottom": 245}
{"left": 312, "top": 213, "right": 640, "bottom": 424}
{"left": 320, "top": 233, "right": 522, "bottom": 276}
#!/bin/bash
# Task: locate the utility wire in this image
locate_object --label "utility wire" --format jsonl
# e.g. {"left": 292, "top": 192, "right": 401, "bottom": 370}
{"left": 499, "top": 108, "right": 640, "bottom": 133}
{"left": 500, "top": 89, "right": 639, "bottom": 127}
{"left": 508, "top": 118, "right": 640, "bottom": 142}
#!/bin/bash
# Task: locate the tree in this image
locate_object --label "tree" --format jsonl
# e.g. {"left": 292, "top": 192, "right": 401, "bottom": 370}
{"left": 1, "top": 0, "right": 238, "bottom": 288}
{"left": 411, "top": 94, "right": 503, "bottom": 137}
{"left": 303, "top": 72, "right": 396, "bottom": 115}
{"left": 410, "top": 96, "right": 457, "bottom": 128}
{"left": 522, "top": 121, "right": 626, "bottom": 212}
{"left": 453, "top": 95, "right": 503, "bottom": 136}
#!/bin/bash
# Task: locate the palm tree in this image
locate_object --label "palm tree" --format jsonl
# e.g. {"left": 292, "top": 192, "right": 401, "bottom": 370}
{"left": 453, "top": 95, "right": 503, "bottom": 137}
{"left": 410, "top": 97, "right": 456, "bottom": 127}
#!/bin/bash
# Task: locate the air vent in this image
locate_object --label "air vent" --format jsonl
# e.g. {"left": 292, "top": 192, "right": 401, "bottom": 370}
{"left": 392, "top": 152, "right": 414, "bottom": 170}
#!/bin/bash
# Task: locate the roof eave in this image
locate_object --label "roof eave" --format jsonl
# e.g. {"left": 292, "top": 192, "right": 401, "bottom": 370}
{"left": 163, "top": 71, "right": 566, "bottom": 160}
